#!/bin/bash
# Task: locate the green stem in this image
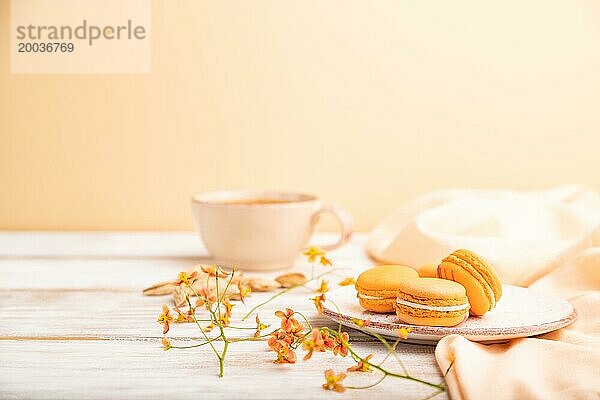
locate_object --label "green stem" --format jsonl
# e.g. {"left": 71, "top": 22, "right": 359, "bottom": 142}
{"left": 322, "top": 327, "right": 445, "bottom": 391}
{"left": 170, "top": 336, "right": 221, "bottom": 349}
{"left": 219, "top": 340, "right": 229, "bottom": 378}
{"left": 292, "top": 311, "right": 313, "bottom": 329}
{"left": 224, "top": 325, "right": 262, "bottom": 330}
{"left": 368, "top": 331, "right": 408, "bottom": 375}
{"left": 185, "top": 293, "right": 220, "bottom": 358}
{"left": 170, "top": 330, "right": 275, "bottom": 348}
{"left": 377, "top": 339, "right": 401, "bottom": 369}
{"left": 286, "top": 311, "right": 314, "bottom": 349}
{"left": 346, "top": 374, "right": 387, "bottom": 390}
{"left": 325, "top": 298, "right": 344, "bottom": 334}
{"left": 394, "top": 374, "right": 445, "bottom": 390}
{"left": 216, "top": 314, "right": 229, "bottom": 378}
{"left": 241, "top": 269, "right": 340, "bottom": 321}
{"left": 444, "top": 359, "right": 455, "bottom": 377}
{"left": 418, "top": 389, "right": 445, "bottom": 400}
{"left": 218, "top": 267, "right": 235, "bottom": 304}
{"left": 215, "top": 267, "right": 222, "bottom": 321}
{"left": 437, "top": 359, "right": 454, "bottom": 386}
{"left": 229, "top": 335, "right": 268, "bottom": 342}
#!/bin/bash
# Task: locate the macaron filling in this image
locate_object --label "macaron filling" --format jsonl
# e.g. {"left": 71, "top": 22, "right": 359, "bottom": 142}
{"left": 395, "top": 299, "right": 469, "bottom": 312}
{"left": 357, "top": 293, "right": 387, "bottom": 300}
{"left": 355, "top": 265, "right": 420, "bottom": 313}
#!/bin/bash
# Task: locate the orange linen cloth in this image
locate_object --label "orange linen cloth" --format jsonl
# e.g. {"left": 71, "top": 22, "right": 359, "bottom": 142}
{"left": 436, "top": 242, "right": 600, "bottom": 399}
{"left": 368, "top": 185, "right": 600, "bottom": 399}
{"left": 367, "top": 185, "right": 600, "bottom": 286}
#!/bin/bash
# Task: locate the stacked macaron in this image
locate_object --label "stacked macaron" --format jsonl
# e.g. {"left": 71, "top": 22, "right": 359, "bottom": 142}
{"left": 395, "top": 278, "right": 470, "bottom": 327}
{"left": 437, "top": 249, "right": 502, "bottom": 316}
{"left": 355, "top": 249, "right": 502, "bottom": 327}
{"left": 355, "top": 265, "right": 418, "bottom": 313}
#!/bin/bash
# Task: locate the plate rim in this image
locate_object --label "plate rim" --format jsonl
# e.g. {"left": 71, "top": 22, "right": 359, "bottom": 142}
{"left": 322, "top": 284, "right": 577, "bottom": 340}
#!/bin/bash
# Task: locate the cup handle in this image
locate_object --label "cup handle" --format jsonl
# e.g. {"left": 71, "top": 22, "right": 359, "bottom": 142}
{"left": 308, "top": 204, "right": 354, "bottom": 251}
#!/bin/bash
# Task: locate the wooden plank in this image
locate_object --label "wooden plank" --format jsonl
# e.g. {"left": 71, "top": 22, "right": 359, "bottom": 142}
{"left": 0, "top": 232, "right": 369, "bottom": 260}
{"left": 0, "top": 288, "right": 374, "bottom": 341}
{"left": 0, "top": 232, "right": 379, "bottom": 341}
{"left": 0, "top": 233, "right": 372, "bottom": 292}
{"left": 0, "top": 339, "right": 446, "bottom": 400}
{"left": 0, "top": 232, "right": 447, "bottom": 399}
{"left": 0, "top": 257, "right": 371, "bottom": 291}
{"left": 0, "top": 258, "right": 196, "bottom": 290}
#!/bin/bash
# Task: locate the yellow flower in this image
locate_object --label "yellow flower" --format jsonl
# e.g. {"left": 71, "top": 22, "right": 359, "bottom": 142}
{"left": 321, "top": 330, "right": 336, "bottom": 351}
{"left": 322, "top": 369, "right": 346, "bottom": 393}
{"left": 237, "top": 281, "right": 251, "bottom": 304}
{"left": 310, "top": 293, "right": 326, "bottom": 315}
{"left": 201, "top": 264, "right": 230, "bottom": 278}
{"left": 347, "top": 354, "right": 373, "bottom": 372}
{"left": 219, "top": 300, "right": 235, "bottom": 326}
{"left": 161, "top": 337, "right": 172, "bottom": 351}
{"left": 268, "top": 331, "right": 294, "bottom": 353}
{"left": 303, "top": 246, "right": 326, "bottom": 263}
{"left": 316, "top": 279, "right": 329, "bottom": 294}
{"left": 219, "top": 315, "right": 230, "bottom": 326}
{"left": 319, "top": 256, "right": 332, "bottom": 266}
{"left": 223, "top": 300, "right": 235, "bottom": 317}
{"left": 275, "top": 308, "right": 301, "bottom": 333}
{"left": 197, "top": 286, "right": 217, "bottom": 307}
{"left": 351, "top": 318, "right": 370, "bottom": 328}
{"left": 333, "top": 332, "right": 349, "bottom": 357}
{"left": 157, "top": 304, "right": 174, "bottom": 334}
{"left": 338, "top": 277, "right": 355, "bottom": 286}
{"left": 274, "top": 346, "right": 297, "bottom": 364}
{"left": 302, "top": 328, "right": 326, "bottom": 361}
{"left": 395, "top": 327, "right": 413, "bottom": 340}
{"left": 175, "top": 271, "right": 198, "bottom": 286}
{"left": 254, "top": 314, "right": 268, "bottom": 338}
{"left": 173, "top": 307, "right": 193, "bottom": 323}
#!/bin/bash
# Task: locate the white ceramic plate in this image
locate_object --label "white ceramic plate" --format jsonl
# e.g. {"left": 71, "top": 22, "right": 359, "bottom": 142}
{"left": 322, "top": 284, "right": 576, "bottom": 345}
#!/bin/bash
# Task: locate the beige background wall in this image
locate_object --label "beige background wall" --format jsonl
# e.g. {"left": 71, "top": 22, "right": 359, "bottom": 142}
{"left": 1, "top": 1, "right": 600, "bottom": 231}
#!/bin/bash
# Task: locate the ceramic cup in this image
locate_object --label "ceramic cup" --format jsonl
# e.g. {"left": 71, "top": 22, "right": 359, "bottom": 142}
{"left": 191, "top": 190, "right": 353, "bottom": 270}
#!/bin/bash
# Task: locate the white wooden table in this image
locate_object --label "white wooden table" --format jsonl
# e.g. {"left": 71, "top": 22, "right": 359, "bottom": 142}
{"left": 0, "top": 232, "right": 447, "bottom": 399}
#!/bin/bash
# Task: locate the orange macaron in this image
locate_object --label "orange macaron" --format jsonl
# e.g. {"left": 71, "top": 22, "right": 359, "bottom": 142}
{"left": 417, "top": 264, "right": 439, "bottom": 278}
{"left": 395, "top": 277, "right": 470, "bottom": 327}
{"left": 437, "top": 249, "right": 502, "bottom": 316}
{"left": 355, "top": 265, "right": 419, "bottom": 313}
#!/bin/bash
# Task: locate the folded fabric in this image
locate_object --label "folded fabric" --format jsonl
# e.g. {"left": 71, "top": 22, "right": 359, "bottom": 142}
{"left": 436, "top": 243, "right": 600, "bottom": 400}
{"left": 366, "top": 185, "right": 600, "bottom": 285}
{"left": 366, "top": 185, "right": 600, "bottom": 399}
